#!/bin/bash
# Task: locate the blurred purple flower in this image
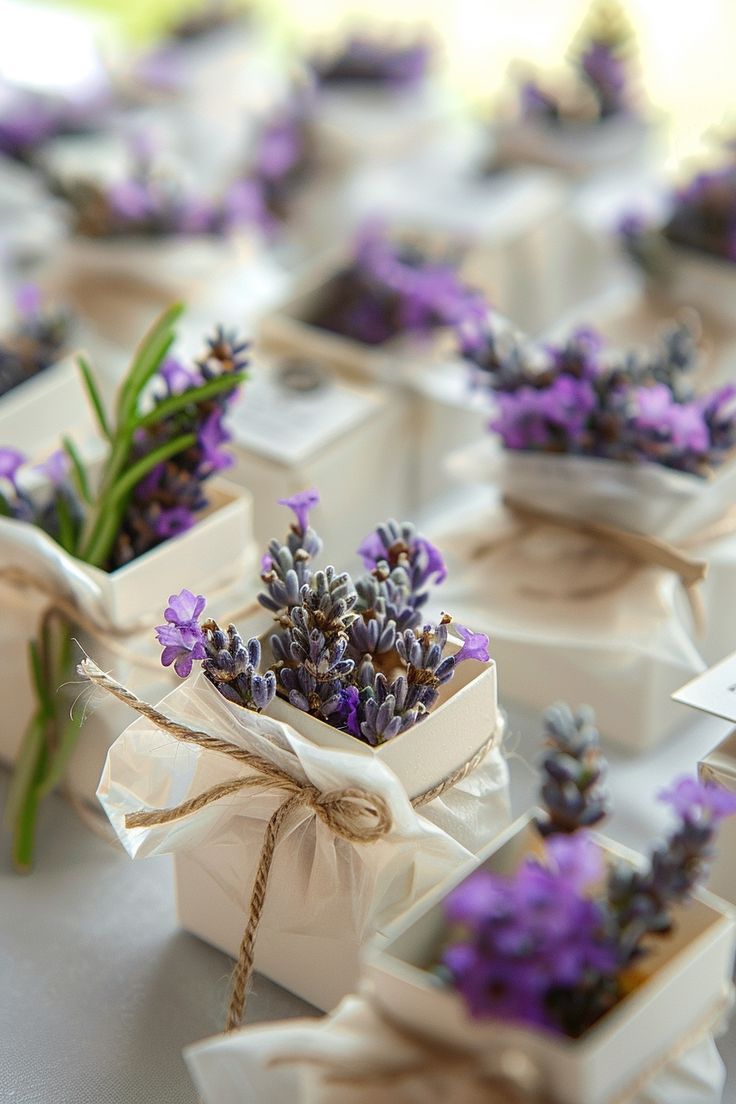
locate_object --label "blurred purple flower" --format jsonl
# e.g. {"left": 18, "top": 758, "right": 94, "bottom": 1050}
{"left": 0, "top": 447, "right": 25, "bottom": 488}
{"left": 198, "top": 411, "right": 234, "bottom": 473}
{"left": 153, "top": 506, "right": 195, "bottom": 539}
{"left": 278, "top": 488, "right": 320, "bottom": 533}
{"left": 659, "top": 775, "right": 736, "bottom": 824}
{"left": 34, "top": 450, "right": 69, "bottom": 487}
{"left": 453, "top": 625, "right": 490, "bottom": 664}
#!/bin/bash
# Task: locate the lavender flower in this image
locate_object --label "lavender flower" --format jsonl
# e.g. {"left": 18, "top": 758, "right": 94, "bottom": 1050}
{"left": 0, "top": 288, "right": 72, "bottom": 399}
{"left": 56, "top": 139, "right": 267, "bottom": 241}
{"left": 0, "top": 447, "right": 25, "bottom": 488}
{"left": 163, "top": 495, "right": 478, "bottom": 744}
{"left": 519, "top": 2, "right": 634, "bottom": 126}
{"left": 278, "top": 488, "right": 320, "bottom": 535}
{"left": 658, "top": 158, "right": 736, "bottom": 263}
{"left": 313, "top": 35, "right": 431, "bottom": 90}
{"left": 310, "top": 223, "right": 485, "bottom": 347}
{"left": 155, "top": 588, "right": 207, "bottom": 677}
{"left": 443, "top": 838, "right": 615, "bottom": 1031}
{"left": 462, "top": 311, "right": 734, "bottom": 476}
{"left": 442, "top": 700, "right": 736, "bottom": 1039}
{"left": 454, "top": 625, "right": 490, "bottom": 664}
{"left": 535, "top": 703, "right": 609, "bottom": 837}
{"left": 0, "top": 88, "right": 103, "bottom": 164}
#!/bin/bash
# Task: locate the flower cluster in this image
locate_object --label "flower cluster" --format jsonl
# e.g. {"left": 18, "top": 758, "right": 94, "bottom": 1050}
{"left": 311, "top": 223, "right": 485, "bottom": 347}
{"left": 156, "top": 589, "right": 276, "bottom": 710}
{"left": 442, "top": 705, "right": 736, "bottom": 1038}
{"left": 460, "top": 312, "right": 736, "bottom": 476}
{"left": 54, "top": 137, "right": 265, "bottom": 240}
{"left": 520, "top": 1, "right": 633, "bottom": 125}
{"left": 242, "top": 97, "right": 315, "bottom": 229}
{"left": 0, "top": 312, "right": 247, "bottom": 570}
{"left": 157, "top": 491, "right": 490, "bottom": 746}
{"left": 624, "top": 157, "right": 736, "bottom": 266}
{"left": 312, "top": 34, "right": 430, "bottom": 90}
{"left": 0, "top": 285, "right": 72, "bottom": 398}
{"left": 0, "top": 86, "right": 103, "bottom": 165}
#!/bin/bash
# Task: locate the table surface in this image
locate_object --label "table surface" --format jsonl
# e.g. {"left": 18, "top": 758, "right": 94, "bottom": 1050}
{"left": 3, "top": 704, "right": 736, "bottom": 1104}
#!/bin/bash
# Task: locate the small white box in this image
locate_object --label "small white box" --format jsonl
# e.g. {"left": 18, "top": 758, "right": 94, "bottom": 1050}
{"left": 647, "top": 245, "right": 736, "bottom": 331}
{"left": 0, "top": 356, "right": 96, "bottom": 458}
{"left": 0, "top": 479, "right": 256, "bottom": 806}
{"left": 226, "top": 357, "right": 413, "bottom": 569}
{"left": 494, "top": 114, "right": 652, "bottom": 177}
{"left": 98, "top": 636, "right": 508, "bottom": 1013}
{"left": 363, "top": 811, "right": 736, "bottom": 1104}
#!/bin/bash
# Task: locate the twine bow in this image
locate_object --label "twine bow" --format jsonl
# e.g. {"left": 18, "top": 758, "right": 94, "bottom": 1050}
{"left": 468, "top": 495, "right": 709, "bottom": 633}
{"left": 77, "top": 657, "right": 499, "bottom": 1031}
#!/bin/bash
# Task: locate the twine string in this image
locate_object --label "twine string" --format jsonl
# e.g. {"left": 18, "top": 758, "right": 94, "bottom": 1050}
{"left": 77, "top": 657, "right": 500, "bottom": 1031}
{"left": 465, "top": 495, "right": 710, "bottom": 633}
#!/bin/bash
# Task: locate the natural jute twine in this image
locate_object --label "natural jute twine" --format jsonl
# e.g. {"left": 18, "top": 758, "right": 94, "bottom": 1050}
{"left": 272, "top": 984, "right": 735, "bottom": 1104}
{"left": 77, "top": 657, "right": 501, "bottom": 1032}
{"left": 466, "top": 495, "right": 709, "bottom": 632}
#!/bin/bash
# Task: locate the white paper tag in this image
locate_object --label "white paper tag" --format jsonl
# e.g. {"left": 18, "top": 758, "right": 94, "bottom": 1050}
{"left": 227, "top": 368, "right": 379, "bottom": 464}
{"left": 673, "top": 652, "right": 736, "bottom": 722}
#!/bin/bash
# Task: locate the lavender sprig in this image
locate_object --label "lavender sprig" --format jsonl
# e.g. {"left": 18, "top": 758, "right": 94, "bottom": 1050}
{"left": 461, "top": 310, "right": 736, "bottom": 476}
{"left": 310, "top": 223, "right": 485, "bottom": 347}
{"left": 0, "top": 285, "right": 72, "bottom": 399}
{"left": 161, "top": 492, "right": 488, "bottom": 747}
{"left": 536, "top": 703, "right": 609, "bottom": 837}
{"left": 313, "top": 35, "right": 431, "bottom": 90}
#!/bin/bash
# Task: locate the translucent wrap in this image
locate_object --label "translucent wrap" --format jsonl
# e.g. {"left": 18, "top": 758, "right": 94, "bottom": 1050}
{"left": 97, "top": 673, "right": 511, "bottom": 1011}
{"left": 0, "top": 482, "right": 254, "bottom": 800}
{"left": 185, "top": 992, "right": 727, "bottom": 1104}
{"left": 436, "top": 440, "right": 736, "bottom": 749}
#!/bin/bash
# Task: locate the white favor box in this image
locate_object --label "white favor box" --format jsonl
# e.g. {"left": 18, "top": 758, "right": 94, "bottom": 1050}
{"left": 344, "top": 135, "right": 617, "bottom": 336}
{"left": 225, "top": 358, "right": 412, "bottom": 568}
{"left": 173, "top": 647, "right": 503, "bottom": 1011}
{"left": 655, "top": 245, "right": 736, "bottom": 331}
{"left": 493, "top": 113, "right": 652, "bottom": 177}
{"left": 313, "top": 81, "right": 455, "bottom": 168}
{"left": 0, "top": 356, "right": 96, "bottom": 458}
{"left": 43, "top": 233, "right": 258, "bottom": 346}
{"left": 363, "top": 811, "right": 736, "bottom": 1104}
{"left": 0, "top": 480, "right": 256, "bottom": 805}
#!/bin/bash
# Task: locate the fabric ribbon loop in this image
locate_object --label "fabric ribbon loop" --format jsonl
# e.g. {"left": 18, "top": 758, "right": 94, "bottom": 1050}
{"left": 78, "top": 656, "right": 499, "bottom": 1031}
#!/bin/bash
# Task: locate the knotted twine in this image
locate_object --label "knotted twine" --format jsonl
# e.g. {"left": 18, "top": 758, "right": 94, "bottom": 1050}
{"left": 270, "top": 981, "right": 735, "bottom": 1104}
{"left": 465, "top": 495, "right": 709, "bottom": 632}
{"left": 77, "top": 657, "right": 500, "bottom": 1032}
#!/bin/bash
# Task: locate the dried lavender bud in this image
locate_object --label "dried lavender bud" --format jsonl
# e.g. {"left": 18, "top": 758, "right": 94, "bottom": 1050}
{"left": 536, "top": 703, "right": 609, "bottom": 837}
{"left": 201, "top": 619, "right": 276, "bottom": 712}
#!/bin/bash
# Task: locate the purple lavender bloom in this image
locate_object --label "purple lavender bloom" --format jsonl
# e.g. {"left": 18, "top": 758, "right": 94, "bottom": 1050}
{"left": 153, "top": 506, "right": 195, "bottom": 538}
{"left": 314, "top": 36, "right": 431, "bottom": 90}
{"left": 155, "top": 588, "right": 207, "bottom": 678}
{"left": 198, "top": 411, "right": 234, "bottom": 473}
{"left": 580, "top": 42, "right": 627, "bottom": 117}
{"left": 545, "top": 831, "right": 604, "bottom": 892}
{"left": 158, "top": 356, "right": 200, "bottom": 395}
{"left": 453, "top": 625, "right": 490, "bottom": 664}
{"left": 658, "top": 775, "right": 736, "bottom": 823}
{"left": 34, "top": 450, "right": 69, "bottom": 487}
{"left": 223, "top": 178, "right": 272, "bottom": 233}
{"left": 0, "top": 447, "right": 25, "bottom": 488}
{"left": 278, "top": 488, "right": 320, "bottom": 534}
{"left": 107, "top": 179, "right": 155, "bottom": 222}
{"left": 255, "top": 117, "right": 303, "bottom": 180}
{"left": 357, "top": 527, "right": 447, "bottom": 587}
{"left": 176, "top": 196, "right": 217, "bottom": 235}
{"left": 14, "top": 283, "right": 41, "bottom": 318}
{"left": 443, "top": 848, "right": 615, "bottom": 1030}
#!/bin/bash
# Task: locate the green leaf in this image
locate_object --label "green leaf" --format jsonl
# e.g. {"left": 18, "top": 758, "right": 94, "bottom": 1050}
{"left": 82, "top": 430, "right": 196, "bottom": 567}
{"left": 54, "top": 491, "right": 77, "bottom": 555}
{"left": 62, "top": 435, "right": 93, "bottom": 505}
{"left": 77, "top": 355, "right": 111, "bottom": 440}
{"left": 4, "top": 711, "right": 45, "bottom": 832}
{"left": 116, "top": 303, "right": 185, "bottom": 426}
{"left": 134, "top": 370, "right": 248, "bottom": 429}
{"left": 0, "top": 492, "right": 11, "bottom": 517}
{"left": 38, "top": 714, "right": 83, "bottom": 798}
{"left": 28, "top": 639, "right": 53, "bottom": 717}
